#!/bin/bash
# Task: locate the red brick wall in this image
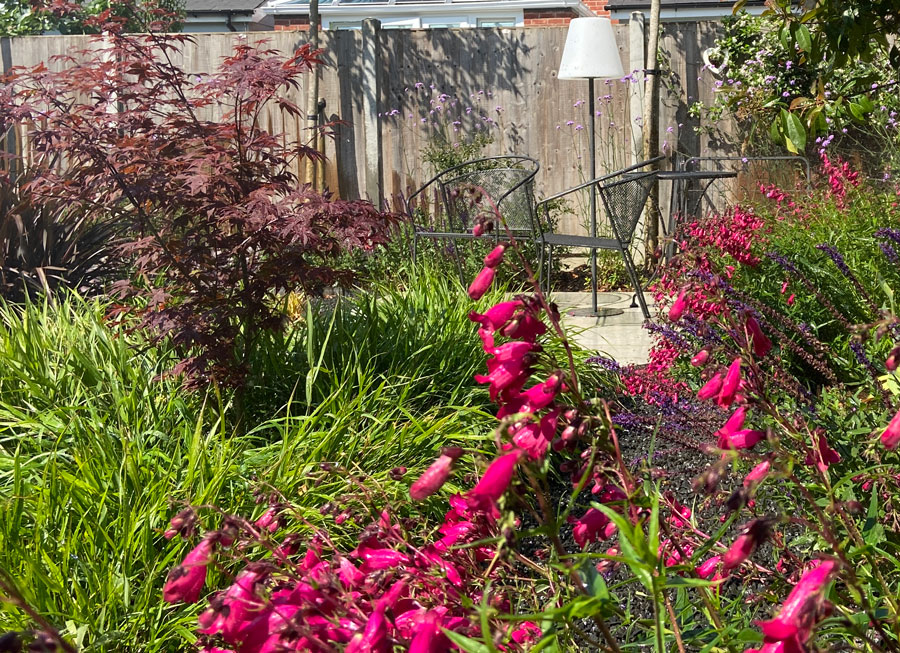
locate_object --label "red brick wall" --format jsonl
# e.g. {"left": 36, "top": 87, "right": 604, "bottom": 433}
{"left": 582, "top": 0, "right": 611, "bottom": 17}
{"left": 274, "top": 16, "right": 310, "bottom": 31}
{"left": 523, "top": 1, "right": 610, "bottom": 26}
{"left": 522, "top": 9, "right": 578, "bottom": 26}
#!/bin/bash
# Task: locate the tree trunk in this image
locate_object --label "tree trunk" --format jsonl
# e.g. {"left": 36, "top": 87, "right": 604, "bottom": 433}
{"left": 642, "top": 0, "right": 661, "bottom": 266}
{"left": 304, "top": 0, "right": 320, "bottom": 189}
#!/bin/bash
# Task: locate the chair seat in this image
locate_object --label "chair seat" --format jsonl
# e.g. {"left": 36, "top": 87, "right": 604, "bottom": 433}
{"left": 539, "top": 233, "right": 624, "bottom": 250}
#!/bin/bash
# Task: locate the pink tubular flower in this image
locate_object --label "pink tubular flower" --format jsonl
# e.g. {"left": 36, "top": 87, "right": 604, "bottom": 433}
{"left": 569, "top": 508, "right": 612, "bottom": 549}
{"left": 465, "top": 450, "right": 522, "bottom": 515}
{"left": 163, "top": 537, "right": 215, "bottom": 604}
{"left": 510, "top": 621, "right": 542, "bottom": 645}
{"left": 410, "top": 447, "right": 464, "bottom": 501}
{"left": 691, "top": 350, "right": 709, "bottom": 367}
{"left": 805, "top": 435, "right": 840, "bottom": 473}
{"left": 409, "top": 611, "right": 451, "bottom": 653}
{"left": 668, "top": 288, "right": 689, "bottom": 321}
{"left": 717, "top": 358, "right": 742, "bottom": 408}
{"left": 346, "top": 604, "right": 390, "bottom": 653}
{"left": 880, "top": 407, "right": 900, "bottom": 449}
{"left": 512, "top": 409, "right": 559, "bottom": 461}
{"left": 722, "top": 520, "right": 771, "bottom": 571}
{"left": 758, "top": 560, "right": 837, "bottom": 642}
{"left": 254, "top": 506, "right": 281, "bottom": 533}
{"left": 716, "top": 406, "right": 746, "bottom": 439}
{"left": 483, "top": 244, "right": 506, "bottom": 268}
{"left": 469, "top": 301, "right": 522, "bottom": 334}
{"left": 719, "top": 428, "right": 765, "bottom": 451}
{"left": 746, "top": 316, "right": 773, "bottom": 358}
{"left": 467, "top": 266, "right": 495, "bottom": 300}
{"left": 697, "top": 373, "right": 724, "bottom": 401}
{"left": 475, "top": 341, "right": 535, "bottom": 401}
{"left": 355, "top": 540, "right": 410, "bottom": 572}
{"left": 198, "top": 568, "right": 266, "bottom": 643}
{"left": 696, "top": 556, "right": 722, "bottom": 579}
{"left": 743, "top": 460, "right": 771, "bottom": 488}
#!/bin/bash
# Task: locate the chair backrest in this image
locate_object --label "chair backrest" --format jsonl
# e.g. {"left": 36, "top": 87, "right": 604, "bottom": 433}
{"left": 596, "top": 170, "right": 657, "bottom": 246}
{"left": 407, "top": 156, "right": 539, "bottom": 236}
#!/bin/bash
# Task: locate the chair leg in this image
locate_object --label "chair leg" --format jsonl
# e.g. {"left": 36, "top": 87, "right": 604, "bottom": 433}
{"left": 621, "top": 246, "right": 651, "bottom": 321}
{"left": 537, "top": 240, "right": 546, "bottom": 292}
{"left": 546, "top": 244, "right": 554, "bottom": 295}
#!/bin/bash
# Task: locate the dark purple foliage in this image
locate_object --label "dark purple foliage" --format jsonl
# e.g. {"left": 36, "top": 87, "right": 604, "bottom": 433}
{"left": 0, "top": 17, "right": 394, "bottom": 389}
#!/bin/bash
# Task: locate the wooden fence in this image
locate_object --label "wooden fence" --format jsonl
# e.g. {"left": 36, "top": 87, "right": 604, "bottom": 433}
{"left": 1, "top": 23, "right": 743, "bottom": 235}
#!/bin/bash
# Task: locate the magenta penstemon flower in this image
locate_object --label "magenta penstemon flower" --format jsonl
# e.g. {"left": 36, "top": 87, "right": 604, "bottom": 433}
{"left": 475, "top": 341, "right": 535, "bottom": 400}
{"left": 668, "top": 288, "right": 688, "bottom": 321}
{"left": 197, "top": 567, "right": 267, "bottom": 643}
{"left": 805, "top": 434, "right": 840, "bottom": 473}
{"left": 880, "top": 407, "right": 900, "bottom": 449}
{"left": 465, "top": 449, "right": 522, "bottom": 516}
{"left": 756, "top": 559, "right": 837, "bottom": 645}
{"left": 722, "top": 519, "right": 771, "bottom": 571}
{"left": 163, "top": 537, "right": 215, "bottom": 603}
{"left": 717, "top": 358, "right": 742, "bottom": 408}
{"left": 691, "top": 350, "right": 709, "bottom": 367}
{"left": 696, "top": 555, "right": 722, "bottom": 579}
{"left": 467, "top": 266, "right": 495, "bottom": 300}
{"left": 483, "top": 244, "right": 506, "bottom": 268}
{"left": 697, "top": 372, "right": 724, "bottom": 400}
{"left": 568, "top": 507, "right": 615, "bottom": 549}
{"left": 719, "top": 428, "right": 765, "bottom": 451}
{"left": 743, "top": 459, "right": 771, "bottom": 488}
{"left": 410, "top": 447, "right": 464, "bottom": 501}
{"left": 745, "top": 315, "right": 773, "bottom": 357}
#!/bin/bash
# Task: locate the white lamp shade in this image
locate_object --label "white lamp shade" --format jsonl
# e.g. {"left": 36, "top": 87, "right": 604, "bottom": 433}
{"left": 558, "top": 17, "right": 624, "bottom": 80}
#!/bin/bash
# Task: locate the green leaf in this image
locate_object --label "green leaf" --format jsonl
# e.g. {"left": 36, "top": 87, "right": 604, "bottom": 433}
{"left": 779, "top": 25, "right": 791, "bottom": 51}
{"left": 769, "top": 118, "right": 782, "bottom": 145}
{"left": 781, "top": 109, "right": 806, "bottom": 151}
{"left": 795, "top": 24, "right": 812, "bottom": 52}
{"left": 849, "top": 102, "right": 866, "bottom": 121}
{"left": 443, "top": 630, "right": 492, "bottom": 653}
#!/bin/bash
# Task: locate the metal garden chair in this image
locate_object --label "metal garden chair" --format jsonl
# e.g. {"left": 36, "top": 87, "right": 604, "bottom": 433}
{"left": 534, "top": 168, "right": 658, "bottom": 320}
{"left": 406, "top": 155, "right": 540, "bottom": 282}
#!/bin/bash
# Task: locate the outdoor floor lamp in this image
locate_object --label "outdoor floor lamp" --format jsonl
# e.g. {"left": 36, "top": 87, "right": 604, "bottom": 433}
{"left": 558, "top": 17, "right": 625, "bottom": 316}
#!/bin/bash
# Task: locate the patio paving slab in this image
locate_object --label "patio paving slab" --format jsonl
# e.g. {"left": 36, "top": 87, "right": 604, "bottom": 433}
{"left": 549, "top": 291, "right": 653, "bottom": 365}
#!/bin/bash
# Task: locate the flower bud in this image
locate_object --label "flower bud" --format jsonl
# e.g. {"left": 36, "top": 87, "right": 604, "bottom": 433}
{"left": 690, "top": 350, "right": 709, "bottom": 367}
{"left": 483, "top": 244, "right": 506, "bottom": 268}
{"left": 467, "top": 266, "right": 495, "bottom": 300}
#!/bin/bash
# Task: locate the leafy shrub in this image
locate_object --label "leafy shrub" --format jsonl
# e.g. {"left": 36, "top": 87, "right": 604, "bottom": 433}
{"left": 0, "top": 169, "right": 117, "bottom": 300}
{"left": 0, "top": 18, "right": 394, "bottom": 397}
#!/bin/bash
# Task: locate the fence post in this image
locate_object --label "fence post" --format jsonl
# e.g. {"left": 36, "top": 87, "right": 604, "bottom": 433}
{"left": 361, "top": 18, "right": 383, "bottom": 207}
{"left": 629, "top": 13, "right": 648, "bottom": 265}
{"left": 629, "top": 13, "right": 645, "bottom": 166}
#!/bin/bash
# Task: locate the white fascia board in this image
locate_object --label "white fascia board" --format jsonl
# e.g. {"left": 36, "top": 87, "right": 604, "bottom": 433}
{"left": 611, "top": 5, "right": 765, "bottom": 21}
{"left": 264, "top": 0, "right": 591, "bottom": 17}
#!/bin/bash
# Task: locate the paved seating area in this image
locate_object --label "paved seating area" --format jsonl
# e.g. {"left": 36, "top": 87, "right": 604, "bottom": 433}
{"left": 551, "top": 291, "right": 652, "bottom": 365}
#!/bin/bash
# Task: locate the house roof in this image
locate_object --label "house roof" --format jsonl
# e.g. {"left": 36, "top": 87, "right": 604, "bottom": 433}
{"left": 185, "top": 0, "right": 267, "bottom": 13}
{"left": 606, "top": 0, "right": 764, "bottom": 8}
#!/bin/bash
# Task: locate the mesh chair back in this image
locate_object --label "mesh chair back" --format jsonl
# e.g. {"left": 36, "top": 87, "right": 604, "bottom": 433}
{"left": 597, "top": 171, "right": 656, "bottom": 246}
{"left": 440, "top": 165, "right": 536, "bottom": 236}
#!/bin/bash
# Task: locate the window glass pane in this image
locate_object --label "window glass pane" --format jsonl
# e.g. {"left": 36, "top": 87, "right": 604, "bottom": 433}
{"left": 477, "top": 18, "right": 516, "bottom": 27}
{"left": 328, "top": 20, "right": 362, "bottom": 29}
{"left": 427, "top": 22, "right": 462, "bottom": 28}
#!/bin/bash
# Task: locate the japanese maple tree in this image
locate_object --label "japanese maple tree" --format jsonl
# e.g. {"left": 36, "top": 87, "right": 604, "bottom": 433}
{"left": 0, "top": 10, "right": 393, "bottom": 398}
